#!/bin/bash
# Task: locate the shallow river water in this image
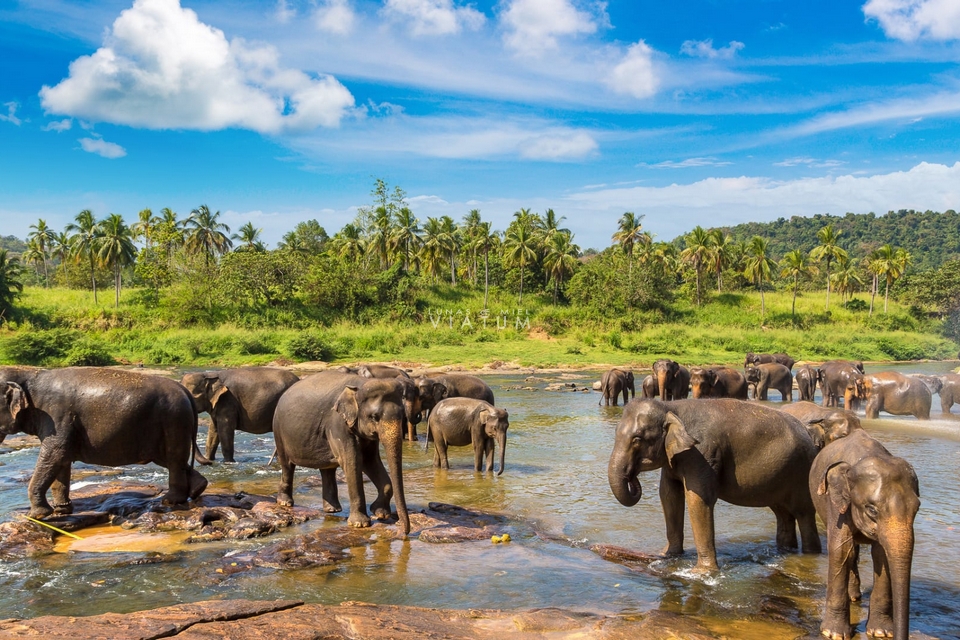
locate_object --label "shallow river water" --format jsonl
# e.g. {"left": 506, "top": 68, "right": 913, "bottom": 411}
{"left": 1, "top": 364, "right": 959, "bottom": 638}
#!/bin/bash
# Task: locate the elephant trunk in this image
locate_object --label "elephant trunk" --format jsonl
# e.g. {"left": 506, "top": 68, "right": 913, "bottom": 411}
{"left": 657, "top": 370, "right": 668, "bottom": 401}
{"left": 496, "top": 429, "right": 506, "bottom": 476}
{"left": 881, "top": 523, "right": 915, "bottom": 640}
{"left": 608, "top": 446, "right": 641, "bottom": 506}
{"left": 382, "top": 421, "right": 410, "bottom": 535}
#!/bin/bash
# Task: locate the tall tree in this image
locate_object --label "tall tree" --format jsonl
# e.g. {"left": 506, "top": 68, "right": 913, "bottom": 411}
{"left": 22, "top": 241, "right": 44, "bottom": 281}
{"left": 475, "top": 221, "right": 498, "bottom": 308}
{"left": 333, "top": 223, "right": 365, "bottom": 263}
{"left": 866, "top": 248, "right": 883, "bottom": 316}
{"left": 779, "top": 249, "right": 817, "bottom": 318}
{"left": 368, "top": 205, "right": 394, "bottom": 269}
{"left": 439, "top": 216, "right": 460, "bottom": 285}
{"left": 132, "top": 208, "right": 161, "bottom": 248}
{"left": 503, "top": 222, "right": 537, "bottom": 304}
{"left": 810, "top": 224, "right": 847, "bottom": 311}
{"left": 27, "top": 219, "right": 54, "bottom": 286}
{"left": 708, "top": 229, "right": 735, "bottom": 293}
{"left": 612, "top": 212, "right": 646, "bottom": 278}
{"left": 66, "top": 209, "right": 102, "bottom": 304}
{"left": 184, "top": 205, "right": 232, "bottom": 266}
{"left": 156, "top": 208, "right": 184, "bottom": 259}
{"left": 543, "top": 231, "right": 580, "bottom": 303}
{"left": 873, "top": 245, "right": 912, "bottom": 313}
{"left": 680, "top": 226, "right": 711, "bottom": 306}
{"left": 279, "top": 219, "right": 328, "bottom": 255}
{"left": 743, "top": 236, "right": 776, "bottom": 322}
{"left": 0, "top": 249, "right": 24, "bottom": 323}
{"left": 231, "top": 222, "right": 265, "bottom": 252}
{"left": 419, "top": 217, "right": 446, "bottom": 283}
{"left": 830, "top": 255, "right": 863, "bottom": 303}
{"left": 97, "top": 213, "right": 137, "bottom": 308}
{"left": 391, "top": 207, "right": 422, "bottom": 271}
{"left": 461, "top": 209, "right": 482, "bottom": 283}
{"left": 52, "top": 230, "right": 71, "bottom": 283}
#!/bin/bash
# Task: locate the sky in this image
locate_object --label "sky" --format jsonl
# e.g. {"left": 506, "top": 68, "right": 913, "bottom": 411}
{"left": 1, "top": 0, "right": 960, "bottom": 250}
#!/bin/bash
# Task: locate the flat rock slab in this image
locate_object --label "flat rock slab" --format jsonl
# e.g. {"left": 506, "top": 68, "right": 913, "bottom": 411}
{"left": 0, "top": 600, "right": 720, "bottom": 640}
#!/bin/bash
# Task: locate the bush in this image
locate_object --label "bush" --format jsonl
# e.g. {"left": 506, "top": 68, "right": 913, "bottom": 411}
{"left": 287, "top": 333, "right": 334, "bottom": 361}
{"left": 843, "top": 298, "right": 869, "bottom": 312}
{"left": 3, "top": 329, "right": 78, "bottom": 364}
{"left": 63, "top": 341, "right": 116, "bottom": 366}
{"left": 875, "top": 338, "right": 926, "bottom": 361}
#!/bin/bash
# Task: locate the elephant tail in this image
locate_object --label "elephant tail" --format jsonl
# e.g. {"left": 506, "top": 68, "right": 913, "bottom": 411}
{"left": 191, "top": 410, "right": 212, "bottom": 466}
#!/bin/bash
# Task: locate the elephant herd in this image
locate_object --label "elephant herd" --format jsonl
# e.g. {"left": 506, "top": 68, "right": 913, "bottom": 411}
{"left": 605, "top": 352, "right": 937, "bottom": 640}
{"left": 0, "top": 364, "right": 507, "bottom": 536}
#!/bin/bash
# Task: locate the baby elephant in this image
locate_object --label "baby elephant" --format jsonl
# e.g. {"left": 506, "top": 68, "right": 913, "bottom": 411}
{"left": 428, "top": 398, "right": 508, "bottom": 474}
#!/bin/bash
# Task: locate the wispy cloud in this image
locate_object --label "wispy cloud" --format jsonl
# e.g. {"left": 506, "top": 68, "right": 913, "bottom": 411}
{"left": 42, "top": 119, "right": 72, "bottom": 132}
{"left": 863, "top": 0, "right": 960, "bottom": 42}
{"left": 639, "top": 157, "right": 733, "bottom": 168}
{"left": 382, "top": 0, "right": 485, "bottom": 36}
{"left": 0, "top": 102, "right": 22, "bottom": 126}
{"left": 79, "top": 137, "right": 127, "bottom": 158}
{"left": 773, "top": 157, "right": 846, "bottom": 168}
{"left": 680, "top": 39, "right": 745, "bottom": 60}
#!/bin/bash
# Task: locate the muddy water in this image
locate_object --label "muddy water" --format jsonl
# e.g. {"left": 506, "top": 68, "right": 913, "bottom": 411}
{"left": 1, "top": 365, "right": 959, "bottom": 638}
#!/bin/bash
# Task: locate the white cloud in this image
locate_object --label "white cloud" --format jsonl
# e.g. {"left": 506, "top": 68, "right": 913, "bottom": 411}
{"left": 773, "top": 157, "right": 846, "bottom": 168}
{"left": 79, "top": 137, "right": 127, "bottom": 158}
{"left": 521, "top": 131, "right": 597, "bottom": 159}
{"left": 680, "top": 39, "right": 745, "bottom": 59}
{"left": 640, "top": 157, "right": 733, "bottom": 168}
{"left": 607, "top": 40, "right": 659, "bottom": 99}
{"left": 39, "top": 0, "right": 355, "bottom": 134}
{"left": 42, "top": 119, "right": 73, "bottom": 132}
{"left": 314, "top": 0, "right": 356, "bottom": 35}
{"left": 275, "top": 0, "right": 296, "bottom": 23}
{"left": 863, "top": 0, "right": 960, "bottom": 41}
{"left": 0, "top": 102, "right": 22, "bottom": 126}
{"left": 383, "top": 0, "right": 485, "bottom": 36}
{"left": 500, "top": 0, "right": 601, "bottom": 56}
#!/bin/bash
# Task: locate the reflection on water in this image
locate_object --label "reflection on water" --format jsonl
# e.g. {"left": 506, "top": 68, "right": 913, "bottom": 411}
{"left": 1, "top": 366, "right": 959, "bottom": 638}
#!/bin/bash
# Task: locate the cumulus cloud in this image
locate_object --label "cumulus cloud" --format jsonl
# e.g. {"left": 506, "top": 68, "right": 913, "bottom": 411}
{"left": 863, "top": 0, "right": 960, "bottom": 41}
{"left": 42, "top": 119, "right": 73, "bottom": 132}
{"left": 607, "top": 41, "right": 659, "bottom": 99}
{"left": 680, "top": 38, "right": 745, "bottom": 59}
{"left": 79, "top": 136, "right": 127, "bottom": 158}
{"left": 500, "top": 0, "right": 601, "bottom": 55}
{"left": 314, "top": 0, "right": 356, "bottom": 34}
{"left": 0, "top": 102, "right": 22, "bottom": 126}
{"left": 39, "top": 0, "right": 355, "bottom": 134}
{"left": 383, "top": 0, "right": 485, "bottom": 36}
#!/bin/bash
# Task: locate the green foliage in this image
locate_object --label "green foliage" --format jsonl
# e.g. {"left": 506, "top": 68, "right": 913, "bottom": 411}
{"left": 63, "top": 340, "right": 116, "bottom": 366}
{"left": 2, "top": 329, "right": 78, "bottom": 365}
{"left": 286, "top": 333, "right": 334, "bottom": 361}
{"left": 566, "top": 248, "right": 673, "bottom": 316}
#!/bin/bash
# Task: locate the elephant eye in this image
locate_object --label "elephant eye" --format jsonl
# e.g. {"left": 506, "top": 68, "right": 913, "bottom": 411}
{"left": 865, "top": 504, "right": 879, "bottom": 519}
{"left": 370, "top": 412, "right": 381, "bottom": 422}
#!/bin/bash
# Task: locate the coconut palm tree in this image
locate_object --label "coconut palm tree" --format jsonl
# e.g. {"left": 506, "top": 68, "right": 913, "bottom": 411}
{"left": 132, "top": 208, "right": 161, "bottom": 248}
{"left": 27, "top": 219, "right": 55, "bottom": 286}
{"left": 419, "top": 217, "right": 447, "bottom": 283}
{"left": 97, "top": 213, "right": 137, "bottom": 308}
{"left": 155, "top": 208, "right": 184, "bottom": 259}
{"left": 475, "top": 222, "right": 498, "bottom": 308}
{"left": 680, "top": 226, "right": 711, "bottom": 306}
{"left": 0, "top": 249, "right": 24, "bottom": 323}
{"left": 231, "top": 222, "right": 265, "bottom": 252}
{"left": 184, "top": 205, "right": 232, "bottom": 266}
{"left": 779, "top": 249, "right": 818, "bottom": 318}
{"left": 66, "top": 209, "right": 103, "bottom": 304}
{"left": 612, "top": 212, "right": 646, "bottom": 278}
{"left": 810, "top": 224, "right": 848, "bottom": 311}
{"left": 503, "top": 222, "right": 537, "bottom": 304}
{"left": 830, "top": 255, "right": 863, "bottom": 303}
{"left": 439, "top": 216, "right": 460, "bottom": 285}
{"left": 391, "top": 206, "right": 422, "bottom": 272}
{"left": 743, "top": 236, "right": 777, "bottom": 322}
{"left": 872, "top": 245, "right": 912, "bottom": 313}
{"left": 368, "top": 205, "right": 394, "bottom": 269}
{"left": 543, "top": 231, "right": 580, "bottom": 303}
{"left": 333, "top": 223, "right": 366, "bottom": 263}
{"left": 460, "top": 209, "right": 482, "bottom": 283}
{"left": 51, "top": 230, "right": 71, "bottom": 284}
{"left": 708, "top": 229, "right": 735, "bottom": 293}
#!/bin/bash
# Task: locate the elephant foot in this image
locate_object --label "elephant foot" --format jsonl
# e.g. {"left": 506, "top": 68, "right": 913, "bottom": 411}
{"left": 322, "top": 500, "right": 342, "bottom": 513}
{"left": 188, "top": 473, "right": 208, "bottom": 501}
{"left": 348, "top": 512, "right": 372, "bottom": 528}
{"left": 821, "top": 614, "right": 852, "bottom": 640}
{"left": 848, "top": 579, "right": 862, "bottom": 602}
{"left": 277, "top": 494, "right": 294, "bottom": 507}
{"left": 370, "top": 505, "right": 392, "bottom": 520}
{"left": 821, "top": 629, "right": 851, "bottom": 640}
{"left": 660, "top": 543, "right": 684, "bottom": 557}
{"left": 865, "top": 612, "right": 894, "bottom": 637}
{"left": 52, "top": 501, "right": 73, "bottom": 515}
{"left": 28, "top": 505, "right": 54, "bottom": 519}
{"left": 160, "top": 492, "right": 189, "bottom": 507}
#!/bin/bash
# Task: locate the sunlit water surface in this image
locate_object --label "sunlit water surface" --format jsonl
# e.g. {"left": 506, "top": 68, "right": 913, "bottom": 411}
{"left": 1, "top": 364, "right": 958, "bottom": 638}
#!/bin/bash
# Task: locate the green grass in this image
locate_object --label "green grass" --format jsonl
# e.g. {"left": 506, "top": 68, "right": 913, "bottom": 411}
{"left": 0, "top": 286, "right": 954, "bottom": 369}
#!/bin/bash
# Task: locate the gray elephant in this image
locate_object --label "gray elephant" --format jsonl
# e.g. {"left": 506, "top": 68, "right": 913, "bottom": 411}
{"left": 428, "top": 397, "right": 508, "bottom": 474}
{"left": 0, "top": 366, "right": 207, "bottom": 518}
{"left": 337, "top": 364, "right": 411, "bottom": 379}
{"left": 689, "top": 366, "right": 748, "bottom": 399}
{"left": 272, "top": 372, "right": 410, "bottom": 534}
{"left": 426, "top": 372, "right": 495, "bottom": 404}
{"left": 809, "top": 429, "right": 920, "bottom": 640}
{"left": 651, "top": 359, "right": 690, "bottom": 401}
{"left": 599, "top": 368, "right": 634, "bottom": 406}
{"left": 335, "top": 365, "right": 423, "bottom": 440}
{"left": 818, "top": 360, "right": 865, "bottom": 410}
{"left": 938, "top": 373, "right": 960, "bottom": 415}
{"left": 795, "top": 365, "right": 818, "bottom": 402}
{"left": 608, "top": 398, "right": 820, "bottom": 571}
{"left": 745, "top": 352, "right": 796, "bottom": 371}
{"left": 744, "top": 363, "right": 793, "bottom": 402}
{"left": 409, "top": 376, "right": 449, "bottom": 441}
{"left": 780, "top": 401, "right": 862, "bottom": 450}
{"left": 180, "top": 367, "right": 300, "bottom": 463}
{"left": 864, "top": 371, "right": 932, "bottom": 420}
{"left": 640, "top": 374, "right": 657, "bottom": 398}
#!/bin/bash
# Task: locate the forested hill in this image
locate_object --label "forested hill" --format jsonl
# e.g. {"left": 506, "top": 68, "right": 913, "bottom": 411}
{"left": 0, "top": 236, "right": 27, "bottom": 254}
{"left": 690, "top": 209, "right": 960, "bottom": 271}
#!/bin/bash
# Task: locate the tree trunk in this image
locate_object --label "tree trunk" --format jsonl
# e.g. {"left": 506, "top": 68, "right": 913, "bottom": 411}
{"left": 42, "top": 255, "right": 48, "bottom": 287}
{"left": 484, "top": 250, "right": 489, "bottom": 309}
{"left": 90, "top": 254, "right": 98, "bottom": 304}
{"left": 825, "top": 260, "right": 831, "bottom": 310}
{"left": 759, "top": 278, "right": 766, "bottom": 322}
{"left": 695, "top": 267, "right": 701, "bottom": 306}
{"left": 884, "top": 277, "right": 891, "bottom": 313}
{"left": 792, "top": 274, "right": 798, "bottom": 318}
{"left": 450, "top": 250, "right": 456, "bottom": 285}
{"left": 519, "top": 263, "right": 524, "bottom": 304}
{"left": 115, "top": 263, "right": 120, "bottom": 308}
{"left": 870, "top": 274, "right": 877, "bottom": 316}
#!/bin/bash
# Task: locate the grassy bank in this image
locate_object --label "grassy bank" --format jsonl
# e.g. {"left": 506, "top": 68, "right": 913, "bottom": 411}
{"left": 0, "top": 286, "right": 955, "bottom": 369}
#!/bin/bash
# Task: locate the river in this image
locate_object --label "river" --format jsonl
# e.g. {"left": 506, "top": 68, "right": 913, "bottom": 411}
{"left": 1, "top": 364, "right": 958, "bottom": 638}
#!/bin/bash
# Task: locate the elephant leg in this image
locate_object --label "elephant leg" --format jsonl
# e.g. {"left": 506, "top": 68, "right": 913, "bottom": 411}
{"left": 434, "top": 436, "right": 450, "bottom": 470}
{"left": 473, "top": 437, "right": 485, "bottom": 472}
{"left": 50, "top": 463, "right": 73, "bottom": 515}
{"left": 684, "top": 482, "right": 719, "bottom": 571}
{"left": 942, "top": 393, "right": 953, "bottom": 416}
{"left": 214, "top": 407, "right": 239, "bottom": 463}
{"left": 28, "top": 443, "right": 68, "bottom": 518}
{"left": 407, "top": 419, "right": 417, "bottom": 442}
{"left": 277, "top": 456, "right": 296, "bottom": 507}
{"left": 865, "top": 542, "right": 895, "bottom": 637}
{"left": 187, "top": 466, "right": 208, "bottom": 500}
{"left": 866, "top": 396, "right": 880, "bottom": 420}
{"left": 162, "top": 460, "right": 191, "bottom": 506}
{"left": 621, "top": 387, "right": 629, "bottom": 405}
{"left": 797, "top": 507, "right": 822, "bottom": 554}
{"left": 319, "top": 468, "right": 342, "bottom": 513}
{"left": 484, "top": 437, "right": 495, "bottom": 473}
{"left": 335, "top": 442, "right": 371, "bottom": 528}
{"left": 659, "top": 475, "right": 685, "bottom": 557}
{"left": 848, "top": 544, "right": 862, "bottom": 601}
{"left": 771, "top": 506, "right": 798, "bottom": 551}
{"left": 822, "top": 521, "right": 856, "bottom": 640}
{"left": 361, "top": 440, "right": 393, "bottom": 520}
{"left": 205, "top": 423, "right": 220, "bottom": 461}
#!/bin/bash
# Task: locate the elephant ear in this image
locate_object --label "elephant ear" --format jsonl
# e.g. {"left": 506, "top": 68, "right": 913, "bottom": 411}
{"left": 4, "top": 382, "right": 28, "bottom": 421}
{"left": 204, "top": 375, "right": 230, "bottom": 410}
{"left": 805, "top": 419, "right": 826, "bottom": 450}
{"left": 357, "top": 366, "right": 374, "bottom": 379}
{"left": 664, "top": 411, "right": 697, "bottom": 467}
{"left": 434, "top": 382, "right": 449, "bottom": 403}
{"left": 335, "top": 386, "right": 360, "bottom": 433}
{"left": 817, "top": 462, "right": 852, "bottom": 515}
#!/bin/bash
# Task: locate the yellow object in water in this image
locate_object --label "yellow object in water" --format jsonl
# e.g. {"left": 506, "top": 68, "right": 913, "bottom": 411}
{"left": 491, "top": 535, "right": 502, "bottom": 543}
{"left": 501, "top": 534, "right": 511, "bottom": 542}
{"left": 23, "top": 515, "right": 81, "bottom": 540}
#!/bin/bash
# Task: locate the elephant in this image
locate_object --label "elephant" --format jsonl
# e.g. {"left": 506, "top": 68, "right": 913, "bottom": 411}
{"left": 912, "top": 374, "right": 943, "bottom": 396}
{"left": 689, "top": 366, "right": 748, "bottom": 399}
{"left": 0, "top": 366, "right": 207, "bottom": 518}
{"left": 818, "top": 360, "right": 866, "bottom": 410}
{"left": 599, "top": 368, "right": 635, "bottom": 406}
{"left": 864, "top": 371, "right": 933, "bottom": 420}
{"left": 745, "top": 352, "right": 796, "bottom": 371}
{"left": 272, "top": 372, "right": 410, "bottom": 534}
{"left": 779, "top": 401, "right": 862, "bottom": 450}
{"left": 640, "top": 374, "right": 657, "bottom": 398}
{"left": 795, "top": 365, "right": 819, "bottom": 402}
{"left": 809, "top": 429, "right": 920, "bottom": 640}
{"left": 744, "top": 362, "right": 793, "bottom": 402}
{"left": 938, "top": 373, "right": 960, "bottom": 415}
{"left": 652, "top": 359, "right": 690, "bottom": 401}
{"left": 426, "top": 373, "right": 495, "bottom": 405}
{"left": 336, "top": 364, "right": 411, "bottom": 379}
{"left": 427, "top": 397, "right": 508, "bottom": 474}
{"left": 335, "top": 365, "right": 423, "bottom": 440}
{"left": 608, "top": 398, "right": 821, "bottom": 571}
{"left": 180, "top": 367, "right": 300, "bottom": 463}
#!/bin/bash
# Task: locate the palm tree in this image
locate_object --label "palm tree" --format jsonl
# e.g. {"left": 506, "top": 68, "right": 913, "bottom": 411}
{"left": 810, "top": 224, "right": 848, "bottom": 311}
{"left": 97, "top": 213, "right": 137, "bottom": 308}
{"left": 830, "top": 255, "right": 863, "bottom": 303}
{"left": 872, "top": 245, "right": 912, "bottom": 313}
{"left": 503, "top": 222, "right": 537, "bottom": 304}
{"left": 184, "top": 205, "right": 232, "bottom": 266}
{"left": 612, "top": 212, "right": 646, "bottom": 278}
{"left": 461, "top": 209, "right": 482, "bottom": 283}
{"left": 779, "top": 249, "right": 818, "bottom": 318}
{"left": 231, "top": 222, "right": 265, "bottom": 252}
{"left": 439, "top": 216, "right": 460, "bottom": 285}
{"left": 419, "top": 217, "right": 447, "bottom": 283}
{"left": 391, "top": 207, "right": 422, "bottom": 271}
{"left": 476, "top": 222, "right": 498, "bottom": 308}
{"left": 333, "top": 223, "right": 366, "bottom": 263}
{"left": 22, "top": 241, "right": 44, "bottom": 281}
{"left": 743, "top": 236, "right": 776, "bottom": 322}
{"left": 52, "top": 230, "right": 71, "bottom": 284}
{"left": 368, "top": 205, "right": 394, "bottom": 269}
{"left": 708, "top": 229, "right": 735, "bottom": 293}
{"left": 543, "top": 231, "right": 580, "bottom": 303}
{"left": 66, "top": 209, "right": 102, "bottom": 303}
{"left": 27, "top": 219, "right": 55, "bottom": 286}
{"left": 865, "top": 249, "right": 883, "bottom": 316}
{"left": 132, "top": 208, "right": 161, "bottom": 248}
{"left": 156, "top": 208, "right": 184, "bottom": 259}
{"left": 0, "top": 249, "right": 24, "bottom": 323}
{"left": 648, "top": 241, "right": 679, "bottom": 272}
{"left": 680, "top": 226, "right": 711, "bottom": 306}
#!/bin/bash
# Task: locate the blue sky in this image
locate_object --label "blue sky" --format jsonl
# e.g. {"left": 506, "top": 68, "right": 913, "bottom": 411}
{"left": 1, "top": 0, "right": 959, "bottom": 250}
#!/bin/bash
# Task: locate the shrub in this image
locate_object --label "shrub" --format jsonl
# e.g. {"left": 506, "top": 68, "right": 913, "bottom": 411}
{"left": 286, "top": 333, "right": 334, "bottom": 361}
{"left": 3, "top": 329, "right": 77, "bottom": 364}
{"left": 875, "top": 338, "right": 925, "bottom": 361}
{"left": 63, "top": 341, "right": 115, "bottom": 366}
